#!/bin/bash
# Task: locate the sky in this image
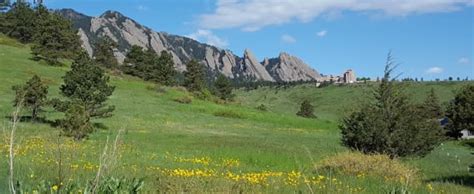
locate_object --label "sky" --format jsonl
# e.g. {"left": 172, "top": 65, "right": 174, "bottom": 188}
{"left": 43, "top": 0, "right": 473, "bottom": 80}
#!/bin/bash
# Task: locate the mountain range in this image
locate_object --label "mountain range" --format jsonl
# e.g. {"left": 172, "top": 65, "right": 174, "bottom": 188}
{"left": 58, "top": 9, "right": 335, "bottom": 82}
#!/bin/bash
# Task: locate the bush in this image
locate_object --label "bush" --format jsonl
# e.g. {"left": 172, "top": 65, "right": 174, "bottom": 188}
{"left": 194, "top": 89, "right": 213, "bottom": 101}
{"left": 256, "top": 104, "right": 268, "bottom": 111}
{"left": 60, "top": 103, "right": 93, "bottom": 140}
{"left": 296, "top": 100, "right": 316, "bottom": 118}
{"left": 315, "top": 152, "right": 419, "bottom": 186}
{"left": 173, "top": 96, "right": 193, "bottom": 104}
{"left": 213, "top": 110, "right": 243, "bottom": 119}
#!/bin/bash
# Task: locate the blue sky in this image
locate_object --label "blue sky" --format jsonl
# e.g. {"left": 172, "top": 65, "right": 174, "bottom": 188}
{"left": 44, "top": 0, "right": 473, "bottom": 79}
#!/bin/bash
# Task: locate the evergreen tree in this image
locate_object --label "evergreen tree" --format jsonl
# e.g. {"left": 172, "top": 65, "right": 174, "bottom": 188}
{"left": 60, "top": 103, "right": 93, "bottom": 140}
{"left": 122, "top": 45, "right": 146, "bottom": 77}
{"left": 340, "top": 53, "right": 444, "bottom": 158}
{"left": 12, "top": 75, "right": 48, "bottom": 120}
{"left": 93, "top": 37, "right": 118, "bottom": 69}
{"left": 214, "top": 73, "right": 234, "bottom": 100}
{"left": 142, "top": 49, "right": 159, "bottom": 81}
{"left": 445, "top": 85, "right": 474, "bottom": 138}
{"left": 184, "top": 59, "right": 205, "bottom": 92}
{"left": 60, "top": 52, "right": 115, "bottom": 119}
{"left": 1, "top": 2, "right": 36, "bottom": 42}
{"left": 420, "top": 88, "right": 444, "bottom": 119}
{"left": 156, "top": 50, "right": 176, "bottom": 86}
{"left": 296, "top": 99, "right": 316, "bottom": 118}
{"left": 31, "top": 5, "right": 81, "bottom": 65}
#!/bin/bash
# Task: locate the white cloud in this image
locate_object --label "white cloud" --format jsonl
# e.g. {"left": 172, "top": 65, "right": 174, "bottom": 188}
{"left": 187, "top": 29, "right": 229, "bottom": 48}
{"left": 136, "top": 5, "right": 149, "bottom": 11}
{"left": 281, "top": 34, "right": 296, "bottom": 43}
{"left": 426, "top": 67, "right": 444, "bottom": 74}
{"left": 458, "top": 57, "right": 470, "bottom": 64}
{"left": 317, "top": 30, "right": 327, "bottom": 37}
{"left": 199, "top": 0, "right": 472, "bottom": 31}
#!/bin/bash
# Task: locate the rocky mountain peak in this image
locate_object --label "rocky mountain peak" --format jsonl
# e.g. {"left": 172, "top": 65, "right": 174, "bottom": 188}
{"left": 100, "top": 10, "right": 126, "bottom": 19}
{"left": 264, "top": 52, "right": 321, "bottom": 82}
{"left": 57, "top": 8, "right": 90, "bottom": 20}
{"left": 62, "top": 9, "right": 329, "bottom": 83}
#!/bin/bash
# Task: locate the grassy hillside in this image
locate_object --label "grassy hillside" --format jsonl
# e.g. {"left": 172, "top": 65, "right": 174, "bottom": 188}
{"left": 0, "top": 35, "right": 472, "bottom": 193}
{"left": 235, "top": 82, "right": 470, "bottom": 121}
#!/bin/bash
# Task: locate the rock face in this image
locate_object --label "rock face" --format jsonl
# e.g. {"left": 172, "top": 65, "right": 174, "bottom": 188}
{"left": 58, "top": 9, "right": 322, "bottom": 82}
{"left": 264, "top": 52, "right": 321, "bottom": 82}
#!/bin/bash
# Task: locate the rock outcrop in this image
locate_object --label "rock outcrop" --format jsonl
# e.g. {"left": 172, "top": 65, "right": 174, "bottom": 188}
{"left": 58, "top": 9, "right": 322, "bottom": 82}
{"left": 265, "top": 52, "right": 321, "bottom": 82}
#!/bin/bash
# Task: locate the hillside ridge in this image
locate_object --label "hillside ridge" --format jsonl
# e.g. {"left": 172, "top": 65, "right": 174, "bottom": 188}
{"left": 58, "top": 9, "right": 345, "bottom": 82}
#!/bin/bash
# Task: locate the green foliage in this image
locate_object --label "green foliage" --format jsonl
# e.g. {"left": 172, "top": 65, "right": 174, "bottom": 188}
{"left": 156, "top": 50, "right": 177, "bottom": 86}
{"left": 419, "top": 88, "right": 444, "bottom": 119}
{"left": 91, "top": 177, "right": 144, "bottom": 193}
{"left": 213, "top": 110, "right": 244, "bottom": 119}
{"left": 0, "top": 2, "right": 35, "bottom": 43}
{"left": 184, "top": 59, "right": 206, "bottom": 92}
{"left": 296, "top": 99, "right": 316, "bottom": 118}
{"left": 30, "top": 5, "right": 81, "bottom": 65}
{"left": 173, "top": 95, "right": 193, "bottom": 104}
{"left": 93, "top": 37, "right": 118, "bottom": 69}
{"left": 1, "top": 3, "right": 80, "bottom": 65}
{"left": 59, "top": 103, "right": 93, "bottom": 140}
{"left": 340, "top": 53, "right": 444, "bottom": 158}
{"left": 214, "top": 73, "right": 234, "bottom": 100}
{"left": 122, "top": 46, "right": 176, "bottom": 85}
{"left": 445, "top": 84, "right": 474, "bottom": 138}
{"left": 60, "top": 52, "right": 115, "bottom": 119}
{"left": 256, "top": 104, "right": 268, "bottom": 111}
{"left": 12, "top": 75, "right": 48, "bottom": 120}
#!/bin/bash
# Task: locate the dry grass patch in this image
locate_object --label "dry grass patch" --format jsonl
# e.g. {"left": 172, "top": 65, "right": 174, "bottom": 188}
{"left": 315, "top": 152, "right": 419, "bottom": 186}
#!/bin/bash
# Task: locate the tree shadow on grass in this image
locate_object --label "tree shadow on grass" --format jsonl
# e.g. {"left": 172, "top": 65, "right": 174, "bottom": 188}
{"left": 427, "top": 175, "right": 474, "bottom": 188}
{"left": 4, "top": 115, "right": 58, "bottom": 126}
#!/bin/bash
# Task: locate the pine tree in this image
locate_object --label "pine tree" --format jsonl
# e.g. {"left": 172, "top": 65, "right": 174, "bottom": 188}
{"left": 184, "top": 59, "right": 205, "bottom": 92}
{"left": 445, "top": 85, "right": 474, "bottom": 138}
{"left": 93, "top": 37, "right": 118, "bottom": 69}
{"left": 214, "top": 73, "right": 234, "bottom": 100}
{"left": 123, "top": 45, "right": 146, "bottom": 77}
{"left": 296, "top": 99, "right": 316, "bottom": 118}
{"left": 156, "top": 50, "right": 176, "bottom": 86}
{"left": 60, "top": 52, "right": 115, "bottom": 119}
{"left": 60, "top": 103, "right": 93, "bottom": 140}
{"left": 340, "top": 53, "right": 444, "bottom": 158}
{"left": 1, "top": 2, "right": 36, "bottom": 42}
{"left": 31, "top": 5, "right": 81, "bottom": 65}
{"left": 421, "top": 88, "right": 444, "bottom": 119}
{"left": 12, "top": 75, "right": 48, "bottom": 120}
{"left": 142, "top": 49, "right": 159, "bottom": 81}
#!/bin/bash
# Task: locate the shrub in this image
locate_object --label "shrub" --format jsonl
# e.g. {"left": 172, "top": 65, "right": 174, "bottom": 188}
{"left": 315, "top": 152, "right": 419, "bottom": 186}
{"left": 256, "top": 104, "right": 268, "bottom": 111}
{"left": 59, "top": 103, "right": 93, "bottom": 140}
{"left": 296, "top": 100, "right": 316, "bottom": 118}
{"left": 194, "top": 89, "right": 213, "bottom": 101}
{"left": 213, "top": 110, "right": 243, "bottom": 119}
{"left": 173, "top": 96, "right": 193, "bottom": 104}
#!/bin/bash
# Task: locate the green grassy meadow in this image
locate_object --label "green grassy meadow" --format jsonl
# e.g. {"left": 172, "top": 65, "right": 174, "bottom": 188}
{"left": 0, "top": 35, "right": 472, "bottom": 193}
